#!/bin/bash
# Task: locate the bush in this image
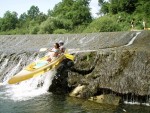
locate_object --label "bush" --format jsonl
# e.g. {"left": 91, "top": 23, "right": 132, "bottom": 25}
{"left": 30, "top": 26, "right": 39, "bottom": 34}
{"left": 84, "top": 16, "right": 121, "bottom": 33}
{"left": 53, "top": 29, "right": 68, "bottom": 34}
{"left": 0, "top": 28, "right": 29, "bottom": 35}
{"left": 72, "top": 24, "right": 87, "bottom": 33}
{"left": 38, "top": 17, "right": 55, "bottom": 34}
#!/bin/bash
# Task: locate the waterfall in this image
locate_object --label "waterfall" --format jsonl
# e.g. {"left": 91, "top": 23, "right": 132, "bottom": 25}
{"left": 3, "top": 70, "right": 55, "bottom": 101}
{"left": 0, "top": 52, "right": 56, "bottom": 101}
{"left": 2, "top": 59, "right": 22, "bottom": 84}
{"left": 124, "top": 32, "right": 141, "bottom": 46}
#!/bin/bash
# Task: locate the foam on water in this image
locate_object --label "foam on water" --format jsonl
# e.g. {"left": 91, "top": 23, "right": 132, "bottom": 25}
{"left": 124, "top": 101, "right": 150, "bottom": 106}
{"left": 1, "top": 69, "right": 56, "bottom": 101}
{"left": 2, "top": 59, "right": 22, "bottom": 84}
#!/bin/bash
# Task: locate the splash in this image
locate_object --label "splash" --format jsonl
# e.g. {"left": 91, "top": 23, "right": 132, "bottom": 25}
{"left": 3, "top": 70, "right": 56, "bottom": 101}
{"left": 2, "top": 59, "right": 22, "bottom": 84}
{"left": 124, "top": 101, "right": 150, "bottom": 106}
{"left": 0, "top": 52, "right": 57, "bottom": 101}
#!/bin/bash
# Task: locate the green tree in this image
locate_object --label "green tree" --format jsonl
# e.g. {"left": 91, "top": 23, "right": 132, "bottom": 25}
{"left": 0, "top": 11, "right": 18, "bottom": 31}
{"left": 36, "top": 12, "right": 47, "bottom": 24}
{"left": 49, "top": 0, "right": 92, "bottom": 30}
{"left": 27, "top": 5, "right": 40, "bottom": 20}
{"left": 135, "top": 0, "right": 150, "bottom": 16}
{"left": 39, "top": 17, "right": 55, "bottom": 34}
{"left": 120, "top": 0, "right": 138, "bottom": 14}
{"left": 100, "top": 2, "right": 109, "bottom": 15}
{"left": 71, "top": 0, "right": 92, "bottom": 26}
{"left": 18, "top": 13, "right": 28, "bottom": 27}
{"left": 99, "top": 0, "right": 138, "bottom": 14}
{"left": 98, "top": 0, "right": 110, "bottom": 15}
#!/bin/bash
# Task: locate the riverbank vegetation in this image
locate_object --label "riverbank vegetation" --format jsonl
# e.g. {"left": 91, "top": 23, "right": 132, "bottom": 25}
{"left": 0, "top": 0, "right": 150, "bottom": 35}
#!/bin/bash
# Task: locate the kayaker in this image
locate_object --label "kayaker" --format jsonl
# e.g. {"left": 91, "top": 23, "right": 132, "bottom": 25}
{"left": 46, "top": 43, "right": 60, "bottom": 62}
{"left": 59, "top": 41, "right": 66, "bottom": 53}
{"left": 142, "top": 19, "right": 146, "bottom": 30}
{"left": 131, "top": 19, "right": 135, "bottom": 30}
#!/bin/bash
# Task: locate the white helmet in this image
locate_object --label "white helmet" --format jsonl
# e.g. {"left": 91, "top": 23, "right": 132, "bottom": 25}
{"left": 59, "top": 41, "right": 64, "bottom": 45}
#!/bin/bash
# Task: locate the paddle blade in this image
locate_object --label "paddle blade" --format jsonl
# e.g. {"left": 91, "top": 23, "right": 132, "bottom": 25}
{"left": 64, "top": 54, "right": 75, "bottom": 61}
{"left": 39, "top": 48, "right": 48, "bottom": 52}
{"left": 0, "top": 83, "right": 3, "bottom": 86}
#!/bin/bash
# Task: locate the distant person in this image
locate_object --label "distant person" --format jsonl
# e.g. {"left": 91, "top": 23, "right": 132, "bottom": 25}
{"left": 59, "top": 41, "right": 66, "bottom": 53}
{"left": 46, "top": 43, "right": 60, "bottom": 62}
{"left": 131, "top": 19, "right": 135, "bottom": 30}
{"left": 142, "top": 20, "right": 146, "bottom": 30}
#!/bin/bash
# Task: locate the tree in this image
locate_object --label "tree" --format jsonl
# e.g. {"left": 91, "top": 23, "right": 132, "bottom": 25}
{"left": 99, "top": 0, "right": 138, "bottom": 14}
{"left": 120, "top": 0, "right": 138, "bottom": 14}
{"left": 19, "top": 13, "right": 28, "bottom": 21}
{"left": 99, "top": 1, "right": 110, "bottom": 15}
{"left": 98, "top": 0, "right": 111, "bottom": 15}
{"left": 18, "top": 13, "right": 28, "bottom": 28}
{"left": 36, "top": 12, "right": 47, "bottom": 24}
{"left": 27, "top": 5, "right": 40, "bottom": 20}
{"left": 47, "top": 9, "right": 53, "bottom": 16}
{"left": 49, "top": 0, "right": 92, "bottom": 30}
{"left": 0, "top": 11, "right": 18, "bottom": 31}
{"left": 135, "top": 0, "right": 150, "bottom": 16}
{"left": 71, "top": 0, "right": 92, "bottom": 26}
{"left": 98, "top": 0, "right": 105, "bottom": 6}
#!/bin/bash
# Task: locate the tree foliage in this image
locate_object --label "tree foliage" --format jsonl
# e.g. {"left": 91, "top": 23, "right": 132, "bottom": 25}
{"left": 99, "top": 0, "right": 147, "bottom": 15}
{"left": 0, "top": 0, "right": 150, "bottom": 34}
{"left": 27, "top": 5, "right": 40, "bottom": 20}
{"left": 84, "top": 16, "right": 121, "bottom": 32}
{"left": 0, "top": 11, "right": 18, "bottom": 31}
{"left": 50, "top": 0, "right": 92, "bottom": 28}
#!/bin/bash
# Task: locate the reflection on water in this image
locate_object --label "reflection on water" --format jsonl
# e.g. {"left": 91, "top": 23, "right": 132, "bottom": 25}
{"left": 67, "top": 97, "right": 117, "bottom": 113}
{"left": 0, "top": 87, "right": 150, "bottom": 113}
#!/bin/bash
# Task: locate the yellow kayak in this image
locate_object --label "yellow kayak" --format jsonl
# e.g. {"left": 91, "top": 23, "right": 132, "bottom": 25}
{"left": 8, "top": 54, "right": 74, "bottom": 84}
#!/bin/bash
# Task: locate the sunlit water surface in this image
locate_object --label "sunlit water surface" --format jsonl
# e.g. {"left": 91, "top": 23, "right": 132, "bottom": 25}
{"left": 0, "top": 84, "right": 150, "bottom": 113}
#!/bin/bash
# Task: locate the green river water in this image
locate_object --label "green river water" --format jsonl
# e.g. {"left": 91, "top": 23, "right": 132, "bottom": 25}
{"left": 0, "top": 85, "right": 150, "bottom": 113}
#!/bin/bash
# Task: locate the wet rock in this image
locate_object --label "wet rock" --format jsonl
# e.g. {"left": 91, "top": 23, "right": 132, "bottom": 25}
{"left": 88, "top": 94, "right": 121, "bottom": 106}
{"left": 48, "top": 59, "right": 74, "bottom": 94}
{"left": 69, "top": 84, "right": 85, "bottom": 97}
{"left": 68, "top": 47, "right": 150, "bottom": 104}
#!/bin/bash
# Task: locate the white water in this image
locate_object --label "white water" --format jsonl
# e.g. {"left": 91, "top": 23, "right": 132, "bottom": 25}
{"left": 0, "top": 58, "right": 9, "bottom": 74}
{"left": 2, "top": 59, "right": 22, "bottom": 84}
{"left": 125, "top": 32, "right": 141, "bottom": 46}
{"left": 0, "top": 56, "right": 56, "bottom": 101}
{"left": 124, "top": 101, "right": 150, "bottom": 106}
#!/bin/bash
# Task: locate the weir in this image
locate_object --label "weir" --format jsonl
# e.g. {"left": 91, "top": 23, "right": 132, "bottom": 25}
{"left": 124, "top": 32, "right": 141, "bottom": 46}
{"left": 0, "top": 31, "right": 150, "bottom": 105}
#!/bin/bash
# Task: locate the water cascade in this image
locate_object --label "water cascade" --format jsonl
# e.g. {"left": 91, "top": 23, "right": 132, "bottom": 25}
{"left": 0, "top": 52, "right": 56, "bottom": 101}
{"left": 124, "top": 32, "right": 141, "bottom": 46}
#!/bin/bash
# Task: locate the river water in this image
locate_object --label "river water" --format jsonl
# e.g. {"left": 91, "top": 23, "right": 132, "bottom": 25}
{"left": 0, "top": 88, "right": 150, "bottom": 113}
{"left": 0, "top": 71, "right": 150, "bottom": 113}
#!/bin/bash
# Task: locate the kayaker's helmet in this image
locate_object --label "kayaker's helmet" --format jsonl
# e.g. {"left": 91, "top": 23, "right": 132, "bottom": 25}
{"left": 59, "top": 41, "right": 64, "bottom": 45}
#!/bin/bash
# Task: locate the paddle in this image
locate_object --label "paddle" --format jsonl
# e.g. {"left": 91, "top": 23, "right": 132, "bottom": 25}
{"left": 0, "top": 82, "right": 4, "bottom": 86}
{"left": 39, "top": 48, "right": 75, "bottom": 61}
{"left": 39, "top": 48, "right": 48, "bottom": 52}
